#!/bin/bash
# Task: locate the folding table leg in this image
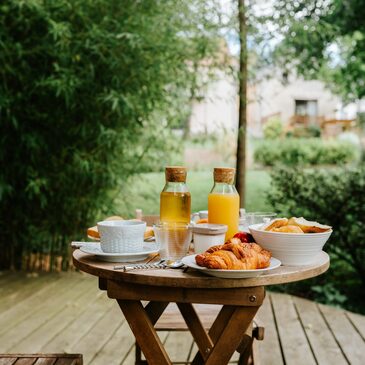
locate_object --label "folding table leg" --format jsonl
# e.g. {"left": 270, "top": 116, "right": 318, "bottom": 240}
{"left": 191, "top": 305, "right": 259, "bottom": 365}
{"left": 117, "top": 300, "right": 172, "bottom": 365}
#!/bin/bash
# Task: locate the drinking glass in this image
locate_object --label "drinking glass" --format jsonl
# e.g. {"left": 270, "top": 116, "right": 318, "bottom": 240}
{"left": 153, "top": 223, "right": 192, "bottom": 262}
{"left": 239, "top": 212, "right": 277, "bottom": 231}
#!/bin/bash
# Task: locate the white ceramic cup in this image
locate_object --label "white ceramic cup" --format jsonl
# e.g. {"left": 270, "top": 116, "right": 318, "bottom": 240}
{"left": 97, "top": 220, "right": 146, "bottom": 253}
{"left": 192, "top": 223, "right": 227, "bottom": 254}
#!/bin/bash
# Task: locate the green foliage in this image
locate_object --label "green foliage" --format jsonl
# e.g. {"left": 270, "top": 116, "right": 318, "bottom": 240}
{"left": 267, "top": 166, "right": 365, "bottom": 312}
{"left": 263, "top": 118, "right": 283, "bottom": 139}
{"left": 270, "top": 0, "right": 365, "bottom": 101}
{"left": 0, "top": 0, "right": 224, "bottom": 269}
{"left": 254, "top": 138, "right": 358, "bottom": 167}
{"left": 358, "top": 112, "right": 365, "bottom": 131}
{"left": 287, "top": 125, "right": 321, "bottom": 138}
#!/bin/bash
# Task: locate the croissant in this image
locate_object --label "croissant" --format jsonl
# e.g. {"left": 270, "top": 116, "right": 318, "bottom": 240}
{"left": 271, "top": 225, "right": 303, "bottom": 233}
{"left": 196, "top": 238, "right": 271, "bottom": 270}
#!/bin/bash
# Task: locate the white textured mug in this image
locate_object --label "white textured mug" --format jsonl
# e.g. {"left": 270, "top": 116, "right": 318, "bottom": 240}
{"left": 97, "top": 220, "right": 146, "bottom": 253}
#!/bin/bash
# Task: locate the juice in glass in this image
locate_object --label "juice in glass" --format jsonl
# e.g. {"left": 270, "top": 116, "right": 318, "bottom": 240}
{"left": 160, "top": 166, "right": 191, "bottom": 224}
{"left": 160, "top": 191, "right": 191, "bottom": 224}
{"left": 208, "top": 168, "right": 240, "bottom": 240}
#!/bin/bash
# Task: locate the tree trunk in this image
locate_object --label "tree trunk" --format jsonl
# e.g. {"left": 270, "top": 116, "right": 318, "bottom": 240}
{"left": 236, "top": 0, "right": 247, "bottom": 208}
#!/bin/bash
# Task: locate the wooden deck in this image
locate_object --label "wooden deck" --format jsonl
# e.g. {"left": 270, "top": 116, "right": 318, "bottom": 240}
{"left": 0, "top": 271, "right": 364, "bottom": 365}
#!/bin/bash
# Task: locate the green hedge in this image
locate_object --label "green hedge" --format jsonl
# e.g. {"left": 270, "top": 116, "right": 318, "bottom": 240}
{"left": 263, "top": 118, "right": 283, "bottom": 139}
{"left": 254, "top": 138, "right": 358, "bottom": 166}
{"left": 267, "top": 166, "right": 365, "bottom": 313}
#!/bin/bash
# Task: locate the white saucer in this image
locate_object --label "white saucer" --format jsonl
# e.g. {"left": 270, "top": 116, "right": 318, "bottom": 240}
{"left": 181, "top": 254, "right": 281, "bottom": 278}
{"left": 79, "top": 243, "right": 159, "bottom": 262}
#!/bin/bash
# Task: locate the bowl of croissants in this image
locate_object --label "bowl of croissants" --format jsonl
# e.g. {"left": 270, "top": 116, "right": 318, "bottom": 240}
{"left": 249, "top": 217, "right": 332, "bottom": 265}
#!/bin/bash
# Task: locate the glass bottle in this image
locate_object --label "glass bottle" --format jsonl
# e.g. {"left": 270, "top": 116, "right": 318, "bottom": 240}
{"left": 160, "top": 166, "right": 191, "bottom": 224}
{"left": 208, "top": 167, "right": 240, "bottom": 240}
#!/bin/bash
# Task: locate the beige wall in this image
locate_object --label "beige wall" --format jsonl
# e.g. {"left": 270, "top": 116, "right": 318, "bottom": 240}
{"left": 247, "top": 77, "right": 341, "bottom": 136}
{"left": 189, "top": 69, "right": 238, "bottom": 135}
{"left": 189, "top": 71, "right": 344, "bottom": 137}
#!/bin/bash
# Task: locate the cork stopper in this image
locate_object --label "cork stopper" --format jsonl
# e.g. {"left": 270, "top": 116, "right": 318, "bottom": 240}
{"left": 213, "top": 167, "right": 236, "bottom": 184}
{"left": 165, "top": 166, "right": 187, "bottom": 182}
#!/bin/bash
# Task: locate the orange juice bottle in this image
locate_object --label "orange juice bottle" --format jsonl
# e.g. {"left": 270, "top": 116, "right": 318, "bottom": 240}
{"left": 208, "top": 167, "right": 240, "bottom": 240}
{"left": 160, "top": 166, "right": 191, "bottom": 224}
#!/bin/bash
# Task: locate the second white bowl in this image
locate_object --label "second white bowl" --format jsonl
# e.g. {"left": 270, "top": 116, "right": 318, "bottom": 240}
{"left": 249, "top": 223, "right": 332, "bottom": 265}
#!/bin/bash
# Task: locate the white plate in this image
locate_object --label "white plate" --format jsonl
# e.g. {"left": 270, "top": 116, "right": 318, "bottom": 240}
{"left": 79, "top": 243, "right": 159, "bottom": 262}
{"left": 181, "top": 254, "right": 281, "bottom": 278}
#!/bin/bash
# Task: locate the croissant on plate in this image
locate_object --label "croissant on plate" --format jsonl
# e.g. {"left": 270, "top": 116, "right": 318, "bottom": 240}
{"left": 196, "top": 238, "right": 271, "bottom": 270}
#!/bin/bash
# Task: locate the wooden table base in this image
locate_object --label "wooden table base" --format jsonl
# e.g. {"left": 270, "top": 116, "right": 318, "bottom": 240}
{"left": 109, "top": 280, "right": 264, "bottom": 365}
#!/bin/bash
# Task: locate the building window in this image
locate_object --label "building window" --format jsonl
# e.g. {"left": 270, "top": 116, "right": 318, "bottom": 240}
{"left": 295, "top": 99, "right": 318, "bottom": 124}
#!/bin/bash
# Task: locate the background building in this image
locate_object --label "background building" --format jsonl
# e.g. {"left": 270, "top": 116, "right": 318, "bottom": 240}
{"left": 188, "top": 67, "right": 360, "bottom": 137}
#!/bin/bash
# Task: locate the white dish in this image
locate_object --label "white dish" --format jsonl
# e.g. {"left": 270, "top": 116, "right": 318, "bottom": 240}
{"left": 79, "top": 242, "right": 159, "bottom": 262}
{"left": 249, "top": 223, "right": 332, "bottom": 265}
{"left": 181, "top": 254, "right": 281, "bottom": 278}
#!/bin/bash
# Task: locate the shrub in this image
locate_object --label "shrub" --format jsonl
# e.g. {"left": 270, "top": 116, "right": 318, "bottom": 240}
{"left": 0, "top": 0, "right": 223, "bottom": 270}
{"left": 288, "top": 125, "right": 321, "bottom": 138}
{"left": 267, "top": 166, "right": 365, "bottom": 312}
{"left": 254, "top": 138, "right": 358, "bottom": 167}
{"left": 263, "top": 117, "right": 284, "bottom": 139}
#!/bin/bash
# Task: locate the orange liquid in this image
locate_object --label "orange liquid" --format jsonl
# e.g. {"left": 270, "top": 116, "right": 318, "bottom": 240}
{"left": 160, "top": 191, "right": 191, "bottom": 224}
{"left": 208, "top": 193, "right": 240, "bottom": 240}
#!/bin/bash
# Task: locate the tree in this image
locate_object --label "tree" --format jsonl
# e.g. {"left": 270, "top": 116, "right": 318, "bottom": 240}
{"left": 269, "top": 0, "right": 365, "bottom": 102}
{"left": 236, "top": 0, "right": 248, "bottom": 208}
{"left": 0, "top": 0, "right": 223, "bottom": 270}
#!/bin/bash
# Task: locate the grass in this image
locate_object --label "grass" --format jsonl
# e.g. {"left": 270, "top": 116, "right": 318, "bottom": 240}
{"left": 115, "top": 169, "right": 272, "bottom": 217}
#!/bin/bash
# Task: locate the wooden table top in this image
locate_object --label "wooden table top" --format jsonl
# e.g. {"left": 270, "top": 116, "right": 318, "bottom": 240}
{"left": 73, "top": 250, "right": 329, "bottom": 289}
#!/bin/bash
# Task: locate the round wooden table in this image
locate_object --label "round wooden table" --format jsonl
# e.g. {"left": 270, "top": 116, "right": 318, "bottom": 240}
{"left": 73, "top": 250, "right": 329, "bottom": 365}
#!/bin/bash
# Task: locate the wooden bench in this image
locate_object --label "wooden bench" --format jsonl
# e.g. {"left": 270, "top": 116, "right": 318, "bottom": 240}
{"left": 135, "top": 303, "right": 264, "bottom": 365}
{"left": 0, "top": 354, "right": 83, "bottom": 365}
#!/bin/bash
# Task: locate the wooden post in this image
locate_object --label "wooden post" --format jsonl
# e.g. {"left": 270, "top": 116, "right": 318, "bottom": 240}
{"left": 235, "top": 0, "right": 247, "bottom": 208}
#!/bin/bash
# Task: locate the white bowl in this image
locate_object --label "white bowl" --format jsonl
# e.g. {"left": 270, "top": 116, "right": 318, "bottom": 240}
{"left": 249, "top": 223, "right": 332, "bottom": 265}
{"left": 97, "top": 220, "right": 146, "bottom": 253}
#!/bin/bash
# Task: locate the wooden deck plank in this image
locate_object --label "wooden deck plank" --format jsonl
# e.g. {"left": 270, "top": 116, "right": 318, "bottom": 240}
{"left": 256, "top": 294, "right": 284, "bottom": 365}
{"left": 156, "top": 304, "right": 222, "bottom": 330}
{"left": 0, "top": 358, "right": 17, "bottom": 365}
{"left": 53, "top": 359, "right": 77, "bottom": 365}
{"left": 346, "top": 311, "right": 365, "bottom": 340}
{"left": 13, "top": 359, "right": 36, "bottom": 365}
{"left": 0, "top": 275, "right": 59, "bottom": 317}
{"left": 0, "top": 275, "right": 48, "bottom": 309}
{"left": 89, "top": 321, "right": 134, "bottom": 365}
{"left": 40, "top": 292, "right": 114, "bottom": 352}
{"left": 319, "top": 303, "right": 365, "bottom": 365}
{"left": 67, "top": 301, "right": 124, "bottom": 364}
{"left": 10, "top": 278, "right": 96, "bottom": 352}
{"left": 293, "top": 296, "right": 348, "bottom": 365}
{"left": 0, "top": 271, "right": 13, "bottom": 282}
{"left": 53, "top": 360, "right": 77, "bottom": 365}
{"left": 271, "top": 292, "right": 316, "bottom": 365}
{"left": 0, "top": 278, "right": 89, "bottom": 352}
{"left": 33, "top": 359, "right": 56, "bottom": 365}
{"left": 164, "top": 331, "right": 194, "bottom": 363}
{"left": 0, "top": 274, "right": 83, "bottom": 334}
{"left": 121, "top": 332, "right": 169, "bottom": 365}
